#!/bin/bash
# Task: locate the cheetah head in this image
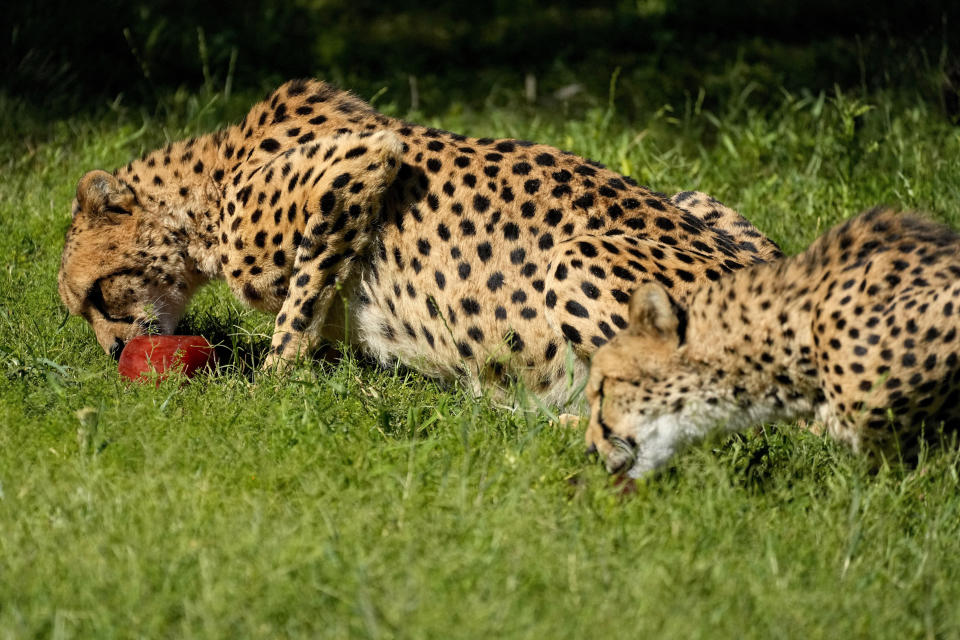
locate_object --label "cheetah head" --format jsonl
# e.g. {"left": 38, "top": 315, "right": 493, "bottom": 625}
{"left": 585, "top": 283, "right": 733, "bottom": 477}
{"left": 58, "top": 170, "right": 197, "bottom": 359}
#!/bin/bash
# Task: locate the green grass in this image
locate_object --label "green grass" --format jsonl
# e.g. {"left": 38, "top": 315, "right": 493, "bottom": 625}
{"left": 3, "top": 64, "right": 960, "bottom": 638}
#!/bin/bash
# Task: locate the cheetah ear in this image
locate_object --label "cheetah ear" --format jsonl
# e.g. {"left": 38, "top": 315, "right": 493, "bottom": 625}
{"left": 627, "top": 282, "right": 686, "bottom": 347}
{"left": 75, "top": 170, "right": 136, "bottom": 224}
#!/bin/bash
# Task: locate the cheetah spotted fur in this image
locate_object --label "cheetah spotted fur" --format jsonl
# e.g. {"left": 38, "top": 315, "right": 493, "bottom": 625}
{"left": 586, "top": 208, "right": 960, "bottom": 475}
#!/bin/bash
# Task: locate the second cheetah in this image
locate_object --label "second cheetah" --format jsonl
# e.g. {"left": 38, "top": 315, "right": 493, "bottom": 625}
{"left": 586, "top": 208, "right": 960, "bottom": 475}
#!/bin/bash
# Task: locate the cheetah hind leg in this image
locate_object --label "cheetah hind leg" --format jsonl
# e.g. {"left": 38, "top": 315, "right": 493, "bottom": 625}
{"left": 542, "top": 233, "right": 720, "bottom": 362}
{"left": 670, "top": 190, "right": 782, "bottom": 263}
{"left": 262, "top": 131, "right": 404, "bottom": 369}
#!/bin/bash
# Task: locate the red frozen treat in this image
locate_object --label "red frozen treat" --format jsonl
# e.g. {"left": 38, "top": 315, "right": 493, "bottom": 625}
{"left": 117, "top": 335, "right": 217, "bottom": 382}
{"left": 612, "top": 474, "right": 638, "bottom": 497}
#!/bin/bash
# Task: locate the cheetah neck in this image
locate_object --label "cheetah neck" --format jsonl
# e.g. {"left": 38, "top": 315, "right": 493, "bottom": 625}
{"left": 681, "top": 263, "right": 821, "bottom": 419}
{"left": 113, "top": 129, "right": 234, "bottom": 282}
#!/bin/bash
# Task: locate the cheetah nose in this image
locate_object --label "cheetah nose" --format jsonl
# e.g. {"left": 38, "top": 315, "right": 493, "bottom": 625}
{"left": 585, "top": 443, "right": 598, "bottom": 457}
{"left": 109, "top": 337, "right": 125, "bottom": 361}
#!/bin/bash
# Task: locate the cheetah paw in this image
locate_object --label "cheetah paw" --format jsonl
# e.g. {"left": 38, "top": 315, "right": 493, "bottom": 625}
{"left": 551, "top": 413, "right": 585, "bottom": 428}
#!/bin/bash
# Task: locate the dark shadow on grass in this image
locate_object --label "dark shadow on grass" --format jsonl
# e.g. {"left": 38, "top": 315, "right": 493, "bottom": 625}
{"left": 173, "top": 312, "right": 394, "bottom": 381}
{"left": 4, "top": 1, "right": 958, "bottom": 117}
{"left": 172, "top": 317, "right": 268, "bottom": 379}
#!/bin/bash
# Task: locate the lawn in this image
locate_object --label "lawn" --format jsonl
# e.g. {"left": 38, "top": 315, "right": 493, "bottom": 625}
{"left": 2, "top": 10, "right": 960, "bottom": 637}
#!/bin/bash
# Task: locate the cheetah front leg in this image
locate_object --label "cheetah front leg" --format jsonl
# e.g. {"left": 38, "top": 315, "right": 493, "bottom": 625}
{"left": 257, "top": 131, "right": 403, "bottom": 368}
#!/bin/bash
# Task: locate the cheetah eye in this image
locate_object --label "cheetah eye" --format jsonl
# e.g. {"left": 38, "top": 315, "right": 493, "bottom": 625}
{"left": 85, "top": 278, "right": 136, "bottom": 325}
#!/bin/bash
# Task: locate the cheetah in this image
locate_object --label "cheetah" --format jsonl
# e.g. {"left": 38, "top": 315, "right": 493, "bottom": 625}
{"left": 586, "top": 207, "right": 960, "bottom": 476}
{"left": 58, "top": 78, "right": 780, "bottom": 404}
